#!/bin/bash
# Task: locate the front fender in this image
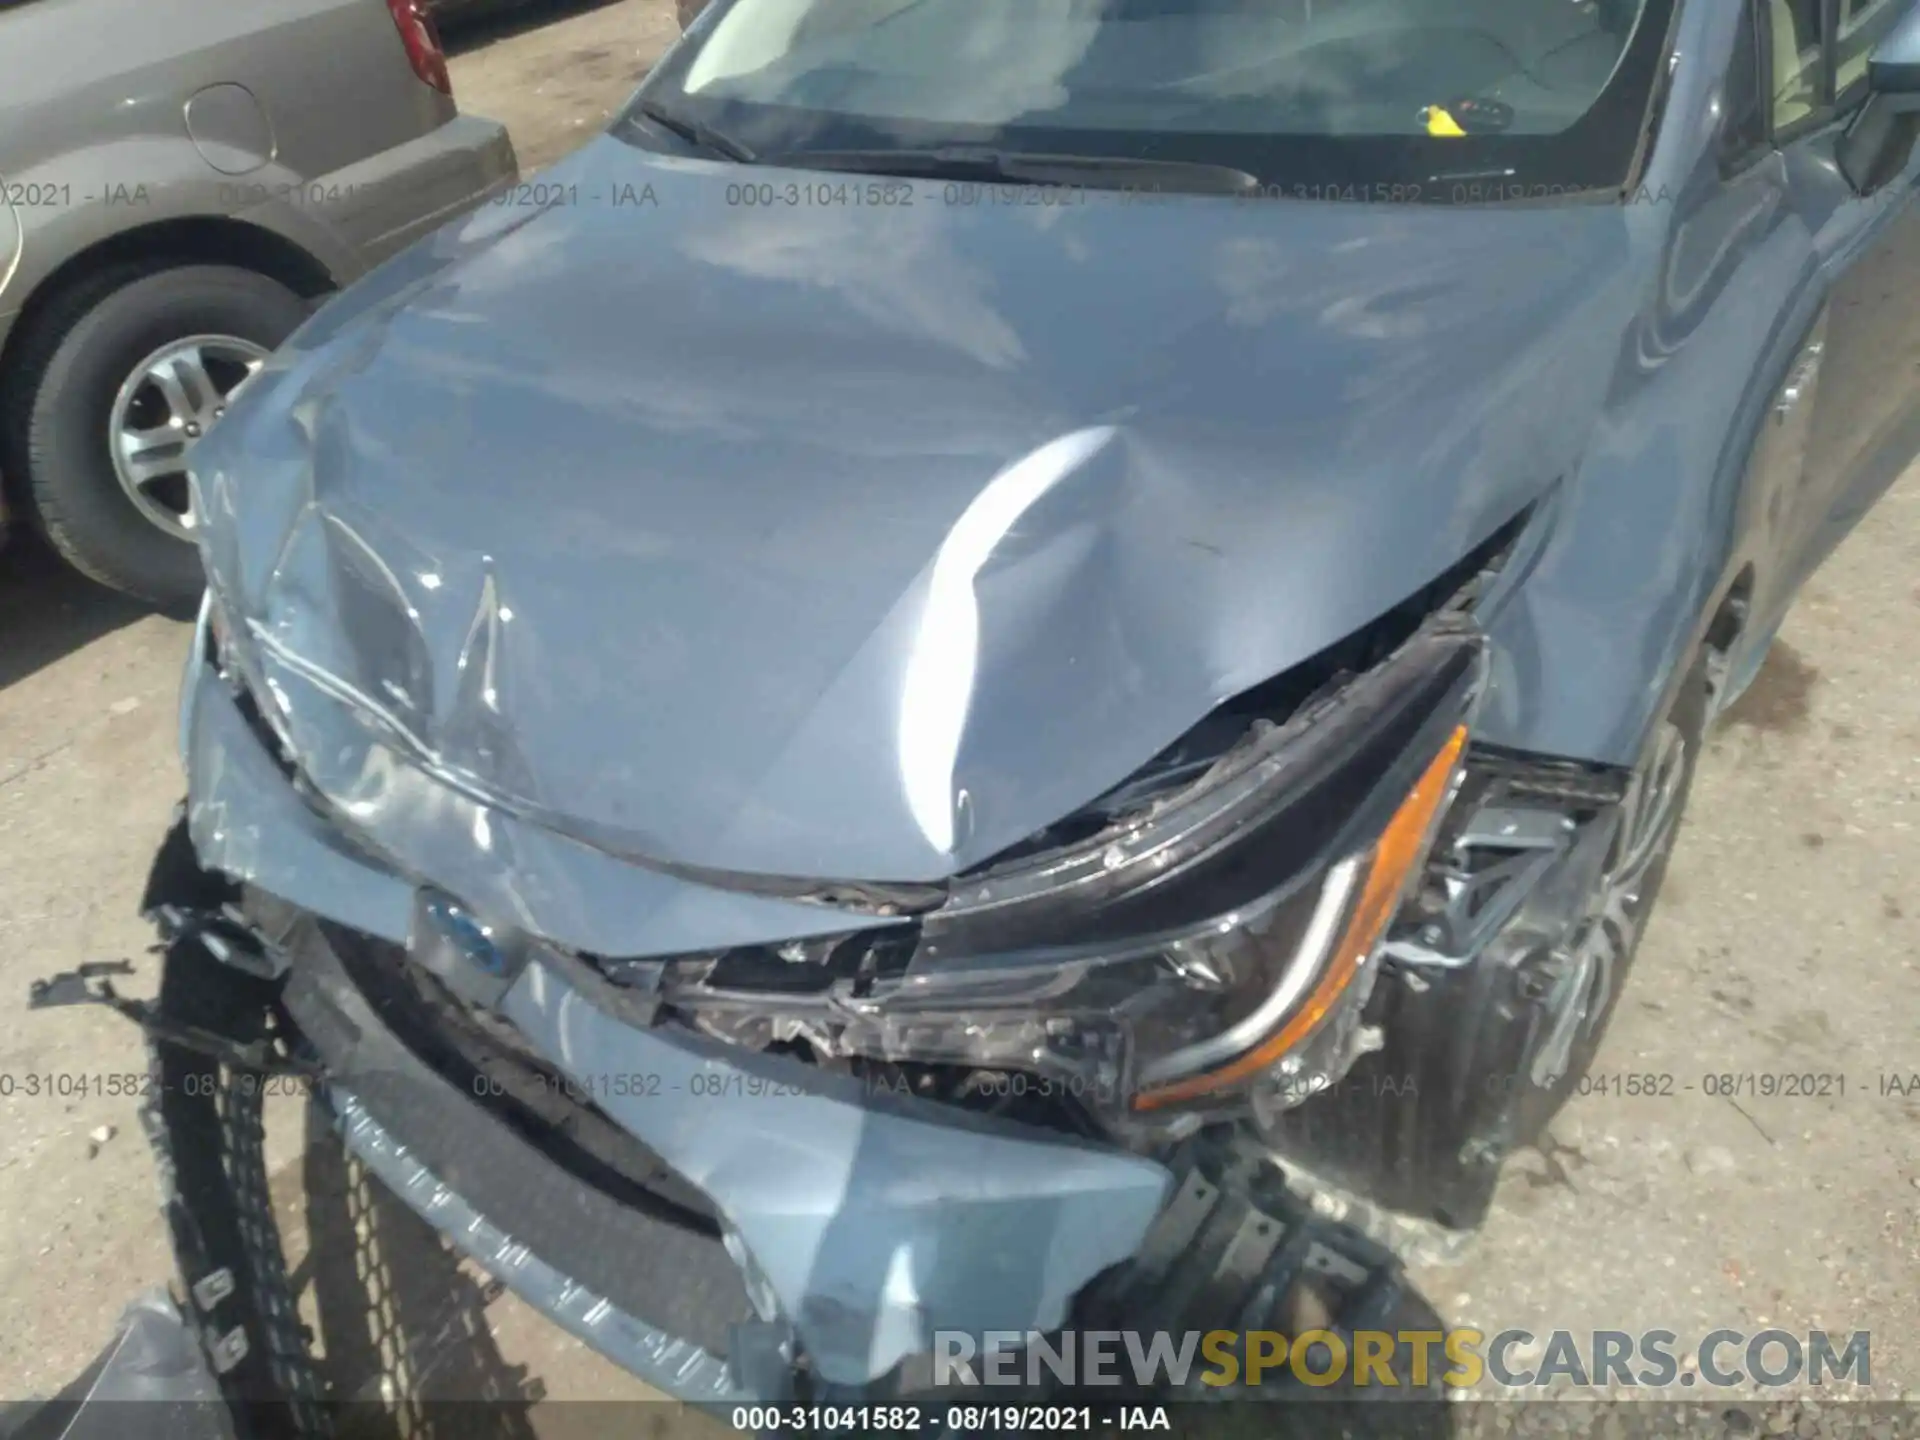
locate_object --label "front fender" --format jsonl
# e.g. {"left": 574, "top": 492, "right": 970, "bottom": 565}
{"left": 1479, "top": 108, "right": 1825, "bottom": 764}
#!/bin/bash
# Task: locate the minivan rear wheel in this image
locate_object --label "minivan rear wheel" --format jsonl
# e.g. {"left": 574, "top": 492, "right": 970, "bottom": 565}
{"left": 2, "top": 264, "right": 306, "bottom": 608}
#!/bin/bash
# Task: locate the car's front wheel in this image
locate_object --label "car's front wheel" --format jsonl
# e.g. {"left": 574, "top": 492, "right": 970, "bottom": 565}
{"left": 1526, "top": 692, "right": 1698, "bottom": 1089}
{"left": 2, "top": 264, "right": 307, "bottom": 608}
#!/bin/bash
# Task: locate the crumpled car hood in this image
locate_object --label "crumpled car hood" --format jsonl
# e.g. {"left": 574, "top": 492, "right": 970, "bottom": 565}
{"left": 192, "top": 134, "right": 1636, "bottom": 887}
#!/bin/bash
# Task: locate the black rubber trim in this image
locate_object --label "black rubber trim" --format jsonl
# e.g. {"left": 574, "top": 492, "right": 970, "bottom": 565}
{"left": 277, "top": 917, "right": 756, "bottom": 1357}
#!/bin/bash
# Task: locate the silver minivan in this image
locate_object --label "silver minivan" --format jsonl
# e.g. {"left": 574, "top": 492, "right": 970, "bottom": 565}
{"left": 0, "top": 0, "right": 516, "bottom": 606}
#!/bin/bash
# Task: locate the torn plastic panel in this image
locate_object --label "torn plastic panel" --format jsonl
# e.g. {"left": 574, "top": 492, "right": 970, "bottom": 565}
{"left": 253, "top": 894, "right": 1173, "bottom": 1395}
{"left": 88, "top": 833, "right": 1435, "bottom": 1413}
{"left": 1381, "top": 750, "right": 1630, "bottom": 973}
{"left": 264, "top": 904, "right": 780, "bottom": 1391}
{"left": 150, "top": 760, "right": 1182, "bottom": 1400}
{"left": 1252, "top": 746, "right": 1645, "bottom": 1232}
{"left": 628, "top": 613, "right": 1484, "bottom": 1136}
{"left": 496, "top": 952, "right": 1173, "bottom": 1388}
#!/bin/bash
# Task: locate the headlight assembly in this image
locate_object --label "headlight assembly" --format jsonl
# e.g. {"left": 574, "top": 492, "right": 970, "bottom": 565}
{"left": 649, "top": 613, "right": 1485, "bottom": 1128}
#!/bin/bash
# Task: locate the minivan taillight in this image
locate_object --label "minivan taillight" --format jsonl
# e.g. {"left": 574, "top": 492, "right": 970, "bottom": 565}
{"left": 385, "top": 0, "right": 452, "bottom": 95}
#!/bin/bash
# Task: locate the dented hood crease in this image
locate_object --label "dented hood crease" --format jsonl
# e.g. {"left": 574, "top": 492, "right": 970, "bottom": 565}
{"left": 191, "top": 135, "right": 1637, "bottom": 889}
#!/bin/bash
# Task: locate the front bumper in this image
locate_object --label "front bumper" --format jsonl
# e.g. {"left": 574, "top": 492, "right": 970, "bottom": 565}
{"left": 279, "top": 910, "right": 1172, "bottom": 1397}
{"left": 180, "top": 643, "right": 1174, "bottom": 1398}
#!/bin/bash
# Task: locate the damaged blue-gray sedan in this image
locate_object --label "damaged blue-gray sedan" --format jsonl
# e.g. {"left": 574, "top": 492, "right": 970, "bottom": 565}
{"left": 87, "top": 0, "right": 1920, "bottom": 1416}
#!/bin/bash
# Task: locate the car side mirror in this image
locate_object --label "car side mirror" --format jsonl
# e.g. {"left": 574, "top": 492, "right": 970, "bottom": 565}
{"left": 1837, "top": 3, "right": 1920, "bottom": 195}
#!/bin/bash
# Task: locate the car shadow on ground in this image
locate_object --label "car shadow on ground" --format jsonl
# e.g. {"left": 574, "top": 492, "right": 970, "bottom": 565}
{"left": 0, "top": 534, "right": 159, "bottom": 696}
{"left": 439, "top": 0, "right": 631, "bottom": 56}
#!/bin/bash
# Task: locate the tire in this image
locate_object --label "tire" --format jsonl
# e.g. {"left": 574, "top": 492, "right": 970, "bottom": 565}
{"left": 1507, "top": 649, "right": 1709, "bottom": 1136}
{"left": 0, "top": 264, "right": 307, "bottom": 608}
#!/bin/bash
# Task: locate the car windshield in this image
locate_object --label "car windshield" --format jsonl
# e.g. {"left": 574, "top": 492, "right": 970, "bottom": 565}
{"left": 628, "top": 0, "right": 1675, "bottom": 199}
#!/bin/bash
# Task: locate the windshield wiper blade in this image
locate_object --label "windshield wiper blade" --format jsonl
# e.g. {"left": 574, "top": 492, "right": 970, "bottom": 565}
{"left": 629, "top": 98, "right": 758, "bottom": 163}
{"left": 762, "top": 145, "right": 1262, "bottom": 196}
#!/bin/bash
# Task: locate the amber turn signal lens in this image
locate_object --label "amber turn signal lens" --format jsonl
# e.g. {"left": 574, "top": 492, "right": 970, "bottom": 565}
{"left": 1132, "top": 723, "right": 1468, "bottom": 1111}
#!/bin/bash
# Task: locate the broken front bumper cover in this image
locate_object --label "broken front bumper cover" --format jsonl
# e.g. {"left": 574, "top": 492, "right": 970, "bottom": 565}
{"left": 183, "top": 612, "right": 1176, "bottom": 1396}
{"left": 176, "top": 583, "right": 1486, "bottom": 1400}
{"left": 278, "top": 906, "right": 1172, "bottom": 1397}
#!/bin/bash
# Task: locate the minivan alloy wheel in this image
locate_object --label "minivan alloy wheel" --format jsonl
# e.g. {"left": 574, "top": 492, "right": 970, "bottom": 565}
{"left": 108, "top": 334, "right": 268, "bottom": 540}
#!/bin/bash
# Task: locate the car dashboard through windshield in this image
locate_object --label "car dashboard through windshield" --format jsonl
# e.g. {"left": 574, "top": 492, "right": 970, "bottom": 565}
{"left": 679, "top": 0, "right": 1647, "bottom": 140}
